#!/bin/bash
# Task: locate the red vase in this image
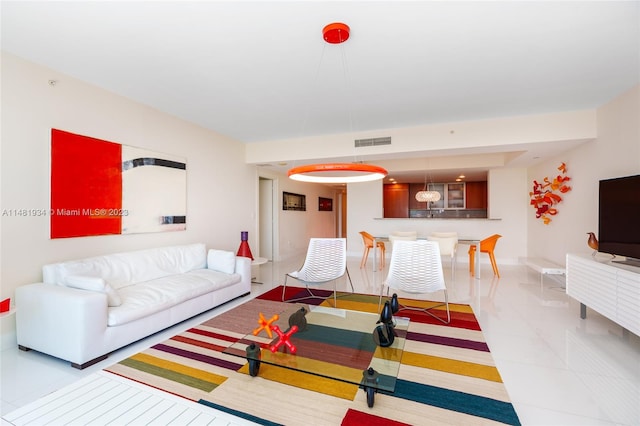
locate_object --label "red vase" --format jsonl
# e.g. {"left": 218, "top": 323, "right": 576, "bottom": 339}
{"left": 237, "top": 231, "right": 254, "bottom": 260}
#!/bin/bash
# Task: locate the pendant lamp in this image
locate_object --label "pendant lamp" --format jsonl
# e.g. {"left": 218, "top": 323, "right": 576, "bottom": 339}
{"left": 287, "top": 23, "right": 388, "bottom": 183}
{"left": 288, "top": 163, "right": 387, "bottom": 183}
{"left": 415, "top": 161, "right": 441, "bottom": 202}
{"left": 415, "top": 189, "right": 441, "bottom": 202}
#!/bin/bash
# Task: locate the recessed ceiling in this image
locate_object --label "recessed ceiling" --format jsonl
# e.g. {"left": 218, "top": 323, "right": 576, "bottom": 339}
{"left": 2, "top": 1, "right": 638, "bottom": 181}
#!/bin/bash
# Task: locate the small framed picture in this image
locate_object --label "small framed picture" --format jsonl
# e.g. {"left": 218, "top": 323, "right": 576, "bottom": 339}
{"left": 319, "top": 197, "right": 333, "bottom": 211}
{"left": 283, "top": 192, "right": 306, "bottom": 211}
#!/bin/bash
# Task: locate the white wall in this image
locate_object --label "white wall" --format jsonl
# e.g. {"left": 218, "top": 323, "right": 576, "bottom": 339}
{"left": 246, "top": 110, "right": 597, "bottom": 165}
{"left": 0, "top": 53, "right": 256, "bottom": 347}
{"left": 527, "top": 85, "right": 640, "bottom": 265}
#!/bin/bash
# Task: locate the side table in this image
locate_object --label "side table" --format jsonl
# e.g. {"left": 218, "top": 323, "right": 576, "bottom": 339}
{"left": 251, "top": 257, "right": 268, "bottom": 284}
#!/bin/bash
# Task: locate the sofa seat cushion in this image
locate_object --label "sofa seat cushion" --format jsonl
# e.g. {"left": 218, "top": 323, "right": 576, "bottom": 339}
{"left": 108, "top": 269, "right": 240, "bottom": 326}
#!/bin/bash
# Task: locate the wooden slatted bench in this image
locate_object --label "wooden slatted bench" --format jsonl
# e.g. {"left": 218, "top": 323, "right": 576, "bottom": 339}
{"left": 521, "top": 257, "right": 566, "bottom": 286}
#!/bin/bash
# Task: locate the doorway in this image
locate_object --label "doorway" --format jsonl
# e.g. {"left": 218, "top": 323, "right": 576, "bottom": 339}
{"left": 337, "top": 190, "right": 347, "bottom": 238}
{"left": 258, "top": 177, "right": 276, "bottom": 261}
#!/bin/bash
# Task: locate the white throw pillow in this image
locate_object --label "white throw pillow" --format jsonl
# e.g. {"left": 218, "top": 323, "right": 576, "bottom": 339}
{"left": 207, "top": 249, "right": 236, "bottom": 274}
{"left": 65, "top": 275, "right": 122, "bottom": 307}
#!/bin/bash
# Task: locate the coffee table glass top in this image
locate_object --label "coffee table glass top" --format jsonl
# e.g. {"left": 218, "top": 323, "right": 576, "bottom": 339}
{"left": 223, "top": 304, "right": 409, "bottom": 392}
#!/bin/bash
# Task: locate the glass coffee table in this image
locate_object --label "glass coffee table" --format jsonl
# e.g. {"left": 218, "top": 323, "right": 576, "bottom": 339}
{"left": 223, "top": 304, "right": 409, "bottom": 407}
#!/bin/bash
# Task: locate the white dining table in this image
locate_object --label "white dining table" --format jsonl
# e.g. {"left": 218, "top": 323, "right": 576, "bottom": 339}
{"left": 372, "top": 236, "right": 481, "bottom": 280}
{"left": 457, "top": 238, "right": 481, "bottom": 280}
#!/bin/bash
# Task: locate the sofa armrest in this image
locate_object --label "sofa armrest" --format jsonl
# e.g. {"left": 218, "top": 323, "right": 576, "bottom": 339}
{"left": 235, "top": 256, "right": 252, "bottom": 290}
{"left": 16, "top": 283, "right": 109, "bottom": 365}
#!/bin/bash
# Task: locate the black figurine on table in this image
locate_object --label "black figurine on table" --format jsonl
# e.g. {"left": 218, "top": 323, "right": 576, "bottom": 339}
{"left": 373, "top": 299, "right": 396, "bottom": 347}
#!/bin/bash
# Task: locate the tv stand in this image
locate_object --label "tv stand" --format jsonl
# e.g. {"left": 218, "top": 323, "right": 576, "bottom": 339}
{"left": 566, "top": 253, "right": 640, "bottom": 337}
{"left": 612, "top": 257, "right": 640, "bottom": 268}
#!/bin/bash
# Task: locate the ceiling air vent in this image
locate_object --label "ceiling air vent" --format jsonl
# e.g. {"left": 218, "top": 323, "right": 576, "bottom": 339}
{"left": 354, "top": 136, "right": 392, "bottom": 148}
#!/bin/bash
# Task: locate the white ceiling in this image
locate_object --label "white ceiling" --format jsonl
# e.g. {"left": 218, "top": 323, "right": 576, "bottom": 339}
{"left": 2, "top": 1, "right": 638, "bottom": 183}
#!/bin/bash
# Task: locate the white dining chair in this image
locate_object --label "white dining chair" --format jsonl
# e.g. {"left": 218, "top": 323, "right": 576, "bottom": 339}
{"left": 427, "top": 232, "right": 458, "bottom": 278}
{"left": 380, "top": 240, "right": 450, "bottom": 324}
{"left": 283, "top": 238, "right": 353, "bottom": 307}
{"left": 388, "top": 231, "right": 417, "bottom": 249}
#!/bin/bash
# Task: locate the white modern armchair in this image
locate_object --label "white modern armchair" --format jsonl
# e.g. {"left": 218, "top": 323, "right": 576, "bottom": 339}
{"left": 380, "top": 240, "right": 450, "bottom": 324}
{"left": 283, "top": 238, "right": 354, "bottom": 307}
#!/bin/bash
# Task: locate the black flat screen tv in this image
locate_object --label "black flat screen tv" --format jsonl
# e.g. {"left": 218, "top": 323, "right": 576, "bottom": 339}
{"left": 598, "top": 174, "right": 640, "bottom": 267}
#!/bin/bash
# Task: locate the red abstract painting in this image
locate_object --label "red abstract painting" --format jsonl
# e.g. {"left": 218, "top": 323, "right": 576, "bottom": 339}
{"left": 50, "top": 129, "right": 122, "bottom": 238}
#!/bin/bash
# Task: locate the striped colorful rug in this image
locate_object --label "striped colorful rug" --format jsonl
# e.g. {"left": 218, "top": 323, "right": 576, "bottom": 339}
{"left": 106, "top": 287, "right": 521, "bottom": 425}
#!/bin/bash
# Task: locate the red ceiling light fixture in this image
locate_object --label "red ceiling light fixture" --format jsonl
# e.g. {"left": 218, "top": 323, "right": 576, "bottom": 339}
{"left": 322, "top": 22, "right": 350, "bottom": 44}
{"left": 288, "top": 22, "right": 388, "bottom": 184}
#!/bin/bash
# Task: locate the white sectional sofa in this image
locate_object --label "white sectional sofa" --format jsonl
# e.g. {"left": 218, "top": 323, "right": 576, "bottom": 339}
{"left": 16, "top": 243, "right": 251, "bottom": 369}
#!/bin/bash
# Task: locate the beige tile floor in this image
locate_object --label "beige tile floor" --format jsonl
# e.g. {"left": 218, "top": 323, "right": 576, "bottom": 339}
{"left": 2, "top": 252, "right": 639, "bottom": 425}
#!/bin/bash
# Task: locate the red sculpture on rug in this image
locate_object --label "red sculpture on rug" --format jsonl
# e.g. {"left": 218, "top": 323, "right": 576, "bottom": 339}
{"left": 253, "top": 312, "right": 279, "bottom": 339}
{"left": 269, "top": 325, "right": 298, "bottom": 354}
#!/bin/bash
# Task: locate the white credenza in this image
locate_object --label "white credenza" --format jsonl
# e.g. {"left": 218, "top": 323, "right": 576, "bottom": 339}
{"left": 566, "top": 253, "right": 640, "bottom": 337}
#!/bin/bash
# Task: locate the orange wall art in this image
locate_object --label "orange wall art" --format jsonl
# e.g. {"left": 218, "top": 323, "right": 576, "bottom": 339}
{"left": 529, "top": 162, "right": 572, "bottom": 225}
